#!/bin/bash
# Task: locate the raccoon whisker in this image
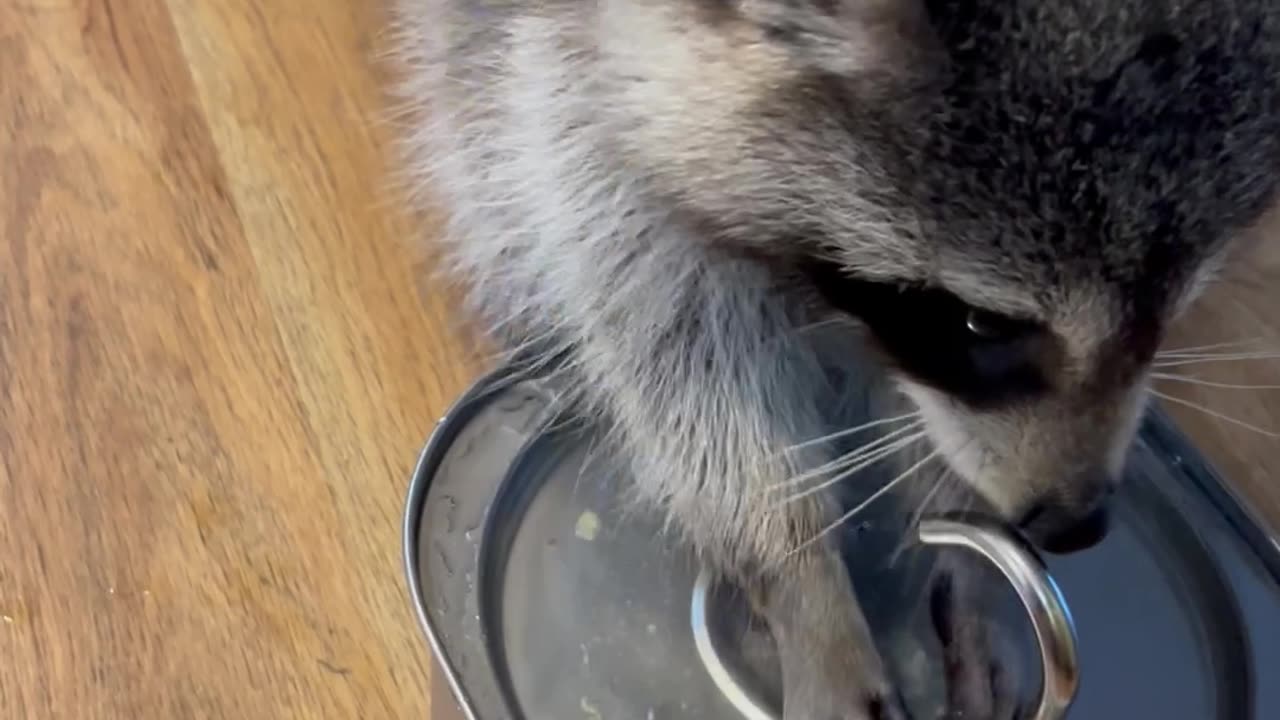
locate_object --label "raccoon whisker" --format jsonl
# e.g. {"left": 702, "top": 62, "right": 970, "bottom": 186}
{"left": 898, "top": 437, "right": 979, "bottom": 545}
{"left": 1157, "top": 338, "right": 1267, "bottom": 356}
{"left": 788, "top": 449, "right": 942, "bottom": 557}
{"left": 1151, "top": 373, "right": 1280, "bottom": 390}
{"left": 889, "top": 466, "right": 956, "bottom": 566}
{"left": 1155, "top": 348, "right": 1279, "bottom": 360}
{"left": 765, "top": 432, "right": 924, "bottom": 505}
{"left": 1152, "top": 352, "right": 1280, "bottom": 368}
{"left": 773, "top": 422, "right": 924, "bottom": 489}
{"left": 789, "top": 316, "right": 858, "bottom": 337}
{"left": 767, "top": 422, "right": 924, "bottom": 492}
{"left": 826, "top": 422, "right": 925, "bottom": 465}
{"left": 770, "top": 432, "right": 926, "bottom": 508}
{"left": 778, "top": 411, "right": 921, "bottom": 457}
{"left": 1149, "top": 389, "right": 1280, "bottom": 438}
{"left": 1156, "top": 346, "right": 1280, "bottom": 357}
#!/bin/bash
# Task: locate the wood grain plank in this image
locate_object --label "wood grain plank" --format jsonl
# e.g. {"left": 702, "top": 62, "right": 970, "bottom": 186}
{"left": 160, "top": 0, "right": 481, "bottom": 717}
{"left": 1, "top": 0, "right": 476, "bottom": 717}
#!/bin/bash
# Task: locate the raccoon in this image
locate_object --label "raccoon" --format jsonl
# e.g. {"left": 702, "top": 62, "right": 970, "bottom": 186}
{"left": 390, "top": 1, "right": 1280, "bottom": 717}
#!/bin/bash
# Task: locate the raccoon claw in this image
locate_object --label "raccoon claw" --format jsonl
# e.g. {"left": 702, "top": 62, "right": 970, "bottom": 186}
{"left": 929, "top": 573, "right": 1022, "bottom": 720}
{"left": 780, "top": 673, "right": 913, "bottom": 720}
{"left": 932, "top": 664, "right": 1020, "bottom": 720}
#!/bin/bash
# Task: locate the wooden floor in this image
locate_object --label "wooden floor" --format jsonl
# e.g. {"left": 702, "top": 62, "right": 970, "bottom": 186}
{"left": 2, "top": 1, "right": 476, "bottom": 718}
{"left": 1, "top": 2, "right": 1277, "bottom": 719}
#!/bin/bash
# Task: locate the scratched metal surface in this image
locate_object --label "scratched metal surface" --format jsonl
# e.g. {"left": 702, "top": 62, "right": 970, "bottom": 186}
{"left": 406, "top": 366, "right": 1280, "bottom": 719}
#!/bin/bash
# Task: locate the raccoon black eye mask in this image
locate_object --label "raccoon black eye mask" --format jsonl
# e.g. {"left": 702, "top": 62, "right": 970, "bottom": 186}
{"left": 799, "top": 258, "right": 1051, "bottom": 410}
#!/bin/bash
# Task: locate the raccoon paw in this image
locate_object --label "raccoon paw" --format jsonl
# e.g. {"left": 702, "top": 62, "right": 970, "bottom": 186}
{"left": 781, "top": 682, "right": 912, "bottom": 720}
{"left": 929, "top": 573, "right": 1023, "bottom": 720}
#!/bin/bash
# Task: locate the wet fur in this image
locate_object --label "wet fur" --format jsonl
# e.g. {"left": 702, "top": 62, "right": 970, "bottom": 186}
{"left": 390, "top": 1, "right": 1280, "bottom": 717}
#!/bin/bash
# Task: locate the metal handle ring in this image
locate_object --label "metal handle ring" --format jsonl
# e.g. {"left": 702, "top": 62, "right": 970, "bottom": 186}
{"left": 690, "top": 571, "right": 776, "bottom": 720}
{"left": 918, "top": 518, "right": 1080, "bottom": 720}
{"left": 693, "top": 519, "right": 1080, "bottom": 720}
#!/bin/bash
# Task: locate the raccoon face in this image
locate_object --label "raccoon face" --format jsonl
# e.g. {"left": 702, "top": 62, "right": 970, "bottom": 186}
{"left": 799, "top": 1, "right": 1280, "bottom": 552}
{"left": 613, "top": 0, "right": 1280, "bottom": 551}
{"left": 802, "top": 258, "right": 1158, "bottom": 553}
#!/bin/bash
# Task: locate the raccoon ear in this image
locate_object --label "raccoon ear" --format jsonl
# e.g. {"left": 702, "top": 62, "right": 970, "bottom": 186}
{"left": 739, "top": 0, "right": 937, "bottom": 75}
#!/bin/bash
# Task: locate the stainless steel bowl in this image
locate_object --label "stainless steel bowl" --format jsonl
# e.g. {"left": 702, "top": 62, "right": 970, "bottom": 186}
{"left": 405, "top": 363, "right": 1280, "bottom": 719}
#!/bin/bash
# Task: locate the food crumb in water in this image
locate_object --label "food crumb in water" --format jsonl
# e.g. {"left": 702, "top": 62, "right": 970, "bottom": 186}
{"left": 646, "top": 624, "right": 657, "bottom": 635}
{"left": 2, "top": 615, "right": 12, "bottom": 624}
{"left": 575, "top": 511, "right": 601, "bottom": 541}
{"left": 580, "top": 697, "right": 603, "bottom": 719}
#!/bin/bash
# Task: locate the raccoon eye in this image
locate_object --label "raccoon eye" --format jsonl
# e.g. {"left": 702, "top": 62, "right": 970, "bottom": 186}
{"left": 965, "top": 308, "right": 1030, "bottom": 341}
{"left": 794, "top": 257, "right": 1049, "bottom": 408}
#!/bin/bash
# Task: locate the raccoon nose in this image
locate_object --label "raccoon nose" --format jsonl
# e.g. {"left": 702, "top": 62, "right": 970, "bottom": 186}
{"left": 1018, "top": 498, "right": 1112, "bottom": 555}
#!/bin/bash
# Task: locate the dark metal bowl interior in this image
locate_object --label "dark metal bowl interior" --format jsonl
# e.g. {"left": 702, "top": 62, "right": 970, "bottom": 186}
{"left": 405, "top": 367, "right": 1280, "bottom": 720}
